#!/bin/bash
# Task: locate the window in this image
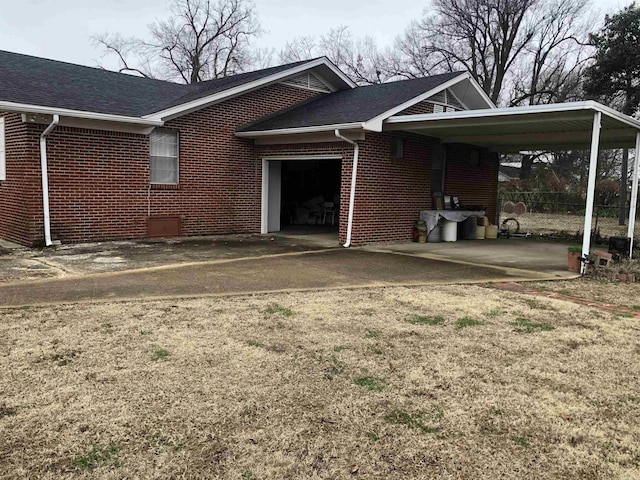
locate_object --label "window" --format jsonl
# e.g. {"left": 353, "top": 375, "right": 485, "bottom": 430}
{"left": 150, "top": 129, "right": 179, "bottom": 184}
{"left": 0, "top": 117, "right": 5, "bottom": 181}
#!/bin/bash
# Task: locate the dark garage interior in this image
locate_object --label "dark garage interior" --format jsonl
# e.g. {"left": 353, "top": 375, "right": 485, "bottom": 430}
{"left": 280, "top": 159, "right": 342, "bottom": 231}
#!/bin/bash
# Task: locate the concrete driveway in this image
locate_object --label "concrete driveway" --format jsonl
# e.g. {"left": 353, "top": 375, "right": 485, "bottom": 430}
{"left": 0, "top": 236, "right": 573, "bottom": 307}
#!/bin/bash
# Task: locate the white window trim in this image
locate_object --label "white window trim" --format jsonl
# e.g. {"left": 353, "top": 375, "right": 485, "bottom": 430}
{"left": 0, "top": 117, "right": 5, "bottom": 181}
{"left": 150, "top": 128, "right": 180, "bottom": 185}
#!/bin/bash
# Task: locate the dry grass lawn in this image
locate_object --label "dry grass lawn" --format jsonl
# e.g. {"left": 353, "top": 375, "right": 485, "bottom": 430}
{"left": 532, "top": 278, "right": 640, "bottom": 311}
{"left": 1, "top": 285, "right": 640, "bottom": 479}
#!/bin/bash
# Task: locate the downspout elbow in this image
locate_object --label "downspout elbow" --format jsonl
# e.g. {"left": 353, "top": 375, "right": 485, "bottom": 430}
{"left": 335, "top": 129, "right": 359, "bottom": 248}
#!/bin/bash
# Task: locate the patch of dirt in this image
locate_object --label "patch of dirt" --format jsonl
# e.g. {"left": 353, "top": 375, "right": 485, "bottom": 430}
{"left": 0, "top": 285, "right": 639, "bottom": 478}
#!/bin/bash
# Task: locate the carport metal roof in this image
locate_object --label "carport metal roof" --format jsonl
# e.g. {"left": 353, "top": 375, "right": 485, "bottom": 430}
{"left": 384, "top": 101, "right": 640, "bottom": 153}
{"left": 385, "top": 101, "right": 640, "bottom": 273}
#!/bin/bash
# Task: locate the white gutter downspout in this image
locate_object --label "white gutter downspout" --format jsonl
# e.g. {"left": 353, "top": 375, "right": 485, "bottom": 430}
{"left": 40, "top": 114, "right": 60, "bottom": 247}
{"left": 335, "top": 129, "right": 360, "bottom": 248}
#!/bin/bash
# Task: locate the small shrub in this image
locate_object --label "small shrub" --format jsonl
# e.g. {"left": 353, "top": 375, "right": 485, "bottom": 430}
{"left": 354, "top": 376, "right": 386, "bottom": 392}
{"left": 511, "top": 317, "right": 554, "bottom": 334}
{"left": 247, "top": 341, "right": 264, "bottom": 348}
{"left": 405, "top": 314, "right": 445, "bottom": 326}
{"left": 333, "top": 346, "right": 348, "bottom": 352}
{"left": 455, "top": 317, "right": 485, "bottom": 329}
{"left": 72, "top": 443, "right": 119, "bottom": 471}
{"left": 484, "top": 309, "right": 501, "bottom": 318}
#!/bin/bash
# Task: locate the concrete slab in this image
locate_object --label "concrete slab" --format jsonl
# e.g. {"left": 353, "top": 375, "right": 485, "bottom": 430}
{"left": 366, "top": 238, "right": 574, "bottom": 279}
{"left": 0, "top": 248, "right": 558, "bottom": 308}
{"left": 0, "top": 234, "right": 331, "bottom": 283}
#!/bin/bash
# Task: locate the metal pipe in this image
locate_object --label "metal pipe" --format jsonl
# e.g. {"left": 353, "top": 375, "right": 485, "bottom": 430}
{"left": 581, "top": 112, "right": 601, "bottom": 274}
{"left": 628, "top": 132, "right": 640, "bottom": 257}
{"left": 40, "top": 114, "right": 59, "bottom": 247}
{"left": 335, "top": 129, "right": 359, "bottom": 248}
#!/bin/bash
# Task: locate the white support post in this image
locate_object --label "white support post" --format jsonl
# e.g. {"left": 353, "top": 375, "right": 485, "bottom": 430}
{"left": 627, "top": 132, "right": 640, "bottom": 257}
{"left": 581, "top": 112, "right": 602, "bottom": 274}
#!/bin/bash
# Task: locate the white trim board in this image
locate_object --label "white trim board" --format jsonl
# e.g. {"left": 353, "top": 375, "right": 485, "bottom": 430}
{"left": 145, "top": 57, "right": 356, "bottom": 122}
{"left": 236, "top": 122, "right": 365, "bottom": 138}
{"left": 385, "top": 101, "right": 640, "bottom": 131}
{"left": 0, "top": 101, "right": 163, "bottom": 127}
{"left": 362, "top": 73, "right": 495, "bottom": 132}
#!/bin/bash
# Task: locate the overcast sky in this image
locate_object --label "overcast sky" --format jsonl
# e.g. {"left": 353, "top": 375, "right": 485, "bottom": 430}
{"left": 0, "top": 0, "right": 628, "bottom": 72}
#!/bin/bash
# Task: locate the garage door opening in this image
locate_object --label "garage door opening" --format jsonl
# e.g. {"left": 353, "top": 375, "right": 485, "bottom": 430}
{"left": 262, "top": 157, "right": 342, "bottom": 235}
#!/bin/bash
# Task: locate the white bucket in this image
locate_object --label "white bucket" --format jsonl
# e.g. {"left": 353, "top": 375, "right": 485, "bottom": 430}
{"left": 476, "top": 225, "right": 486, "bottom": 240}
{"left": 442, "top": 220, "right": 458, "bottom": 242}
{"left": 485, "top": 225, "right": 498, "bottom": 239}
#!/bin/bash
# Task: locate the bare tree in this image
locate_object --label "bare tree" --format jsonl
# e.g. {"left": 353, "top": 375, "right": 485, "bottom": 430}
{"left": 509, "top": 0, "right": 592, "bottom": 106}
{"left": 395, "top": 0, "right": 593, "bottom": 106}
{"left": 94, "top": 0, "right": 261, "bottom": 83}
{"left": 279, "top": 26, "right": 395, "bottom": 85}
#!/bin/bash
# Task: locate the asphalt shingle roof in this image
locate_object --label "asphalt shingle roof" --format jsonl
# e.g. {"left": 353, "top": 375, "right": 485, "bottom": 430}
{"left": 0, "top": 50, "right": 313, "bottom": 117}
{"left": 237, "top": 72, "right": 465, "bottom": 132}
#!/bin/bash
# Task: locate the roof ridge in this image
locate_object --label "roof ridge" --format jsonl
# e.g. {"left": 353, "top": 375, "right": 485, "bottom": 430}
{"left": 353, "top": 71, "right": 466, "bottom": 89}
{"left": 192, "top": 57, "right": 324, "bottom": 91}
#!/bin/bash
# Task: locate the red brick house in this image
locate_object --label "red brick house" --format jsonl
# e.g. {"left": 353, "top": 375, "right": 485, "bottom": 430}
{"left": 0, "top": 50, "right": 498, "bottom": 247}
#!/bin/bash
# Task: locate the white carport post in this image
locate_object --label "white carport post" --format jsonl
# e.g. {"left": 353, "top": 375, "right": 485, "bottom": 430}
{"left": 627, "top": 132, "right": 640, "bottom": 257}
{"left": 581, "top": 112, "right": 602, "bottom": 274}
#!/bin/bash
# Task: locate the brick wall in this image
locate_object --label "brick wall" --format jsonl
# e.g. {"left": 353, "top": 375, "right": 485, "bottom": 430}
{"left": 258, "top": 132, "right": 437, "bottom": 246}
{"left": 0, "top": 113, "right": 42, "bottom": 245}
{"left": 0, "top": 84, "right": 498, "bottom": 247}
{"left": 444, "top": 144, "right": 499, "bottom": 222}
{"left": 0, "top": 83, "right": 321, "bottom": 246}
{"left": 396, "top": 101, "right": 436, "bottom": 116}
{"left": 159, "top": 83, "right": 321, "bottom": 237}
{"left": 258, "top": 133, "right": 498, "bottom": 246}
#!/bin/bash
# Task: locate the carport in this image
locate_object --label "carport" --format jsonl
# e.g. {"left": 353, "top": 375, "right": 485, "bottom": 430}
{"left": 384, "top": 101, "right": 640, "bottom": 273}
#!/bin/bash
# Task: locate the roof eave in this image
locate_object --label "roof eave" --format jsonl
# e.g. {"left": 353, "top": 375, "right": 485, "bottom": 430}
{"left": 362, "top": 72, "right": 495, "bottom": 132}
{"left": 385, "top": 101, "right": 640, "bottom": 130}
{"left": 236, "top": 122, "right": 366, "bottom": 138}
{"left": 0, "top": 101, "right": 164, "bottom": 127}
{"left": 144, "top": 57, "right": 357, "bottom": 122}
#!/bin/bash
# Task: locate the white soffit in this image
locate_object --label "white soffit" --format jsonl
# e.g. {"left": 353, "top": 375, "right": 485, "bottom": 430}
{"left": 385, "top": 101, "right": 640, "bottom": 152}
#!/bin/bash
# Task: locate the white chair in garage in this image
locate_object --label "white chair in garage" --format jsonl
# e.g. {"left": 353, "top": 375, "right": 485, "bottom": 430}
{"left": 322, "top": 202, "right": 337, "bottom": 225}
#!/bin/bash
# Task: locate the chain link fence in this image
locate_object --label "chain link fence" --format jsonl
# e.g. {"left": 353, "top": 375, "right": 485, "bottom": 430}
{"left": 497, "top": 191, "right": 639, "bottom": 242}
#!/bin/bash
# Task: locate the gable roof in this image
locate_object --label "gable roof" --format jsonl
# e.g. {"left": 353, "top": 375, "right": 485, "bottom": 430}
{"left": 0, "top": 50, "right": 353, "bottom": 120}
{"left": 237, "top": 72, "right": 481, "bottom": 134}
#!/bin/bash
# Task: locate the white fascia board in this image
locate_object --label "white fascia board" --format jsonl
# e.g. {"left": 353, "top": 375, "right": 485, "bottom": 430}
{"left": 145, "top": 58, "right": 357, "bottom": 122}
{"left": 362, "top": 73, "right": 474, "bottom": 132}
{"left": 0, "top": 101, "right": 163, "bottom": 127}
{"left": 463, "top": 74, "right": 497, "bottom": 109}
{"left": 385, "top": 101, "right": 640, "bottom": 130}
{"left": 236, "top": 122, "right": 365, "bottom": 138}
